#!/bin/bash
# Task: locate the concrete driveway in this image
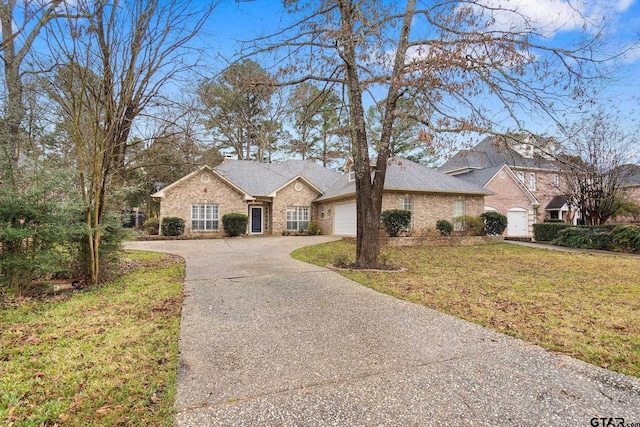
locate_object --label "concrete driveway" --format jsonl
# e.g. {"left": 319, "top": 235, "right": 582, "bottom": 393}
{"left": 125, "top": 237, "right": 640, "bottom": 426}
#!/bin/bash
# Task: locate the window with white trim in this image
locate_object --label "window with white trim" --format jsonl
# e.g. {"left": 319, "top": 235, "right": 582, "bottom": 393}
{"left": 528, "top": 172, "right": 536, "bottom": 191}
{"left": 553, "top": 174, "right": 559, "bottom": 186}
{"left": 453, "top": 198, "right": 466, "bottom": 230}
{"left": 453, "top": 198, "right": 466, "bottom": 217}
{"left": 348, "top": 165, "right": 355, "bottom": 182}
{"left": 516, "top": 171, "right": 525, "bottom": 183}
{"left": 286, "top": 206, "right": 310, "bottom": 232}
{"left": 400, "top": 196, "right": 414, "bottom": 229}
{"left": 191, "top": 203, "right": 219, "bottom": 231}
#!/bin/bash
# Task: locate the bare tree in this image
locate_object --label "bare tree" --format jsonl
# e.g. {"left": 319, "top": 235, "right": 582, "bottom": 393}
{"left": 0, "top": 0, "right": 67, "bottom": 188}
{"left": 245, "top": 0, "right": 633, "bottom": 267}
{"left": 559, "top": 110, "right": 639, "bottom": 225}
{"left": 43, "top": 0, "right": 215, "bottom": 285}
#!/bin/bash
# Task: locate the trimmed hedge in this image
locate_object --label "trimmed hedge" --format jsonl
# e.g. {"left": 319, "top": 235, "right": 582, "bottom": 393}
{"left": 381, "top": 209, "right": 412, "bottom": 237}
{"left": 161, "top": 217, "right": 185, "bottom": 236}
{"left": 553, "top": 227, "right": 611, "bottom": 250}
{"left": 453, "top": 215, "right": 485, "bottom": 236}
{"left": 480, "top": 211, "right": 508, "bottom": 236}
{"left": 222, "top": 213, "right": 248, "bottom": 237}
{"left": 533, "top": 222, "right": 572, "bottom": 242}
{"left": 436, "top": 219, "right": 453, "bottom": 236}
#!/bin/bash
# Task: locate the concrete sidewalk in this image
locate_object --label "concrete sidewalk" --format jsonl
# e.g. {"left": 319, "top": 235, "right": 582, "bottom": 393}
{"left": 125, "top": 237, "right": 640, "bottom": 426}
{"left": 505, "top": 239, "right": 640, "bottom": 257}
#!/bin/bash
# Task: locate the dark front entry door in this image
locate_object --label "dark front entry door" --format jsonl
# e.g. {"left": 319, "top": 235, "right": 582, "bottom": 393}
{"left": 251, "top": 207, "right": 263, "bottom": 234}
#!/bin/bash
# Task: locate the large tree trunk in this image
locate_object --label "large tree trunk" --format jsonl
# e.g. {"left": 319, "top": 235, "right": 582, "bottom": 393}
{"left": 337, "top": 1, "right": 380, "bottom": 267}
{"left": 338, "top": 0, "right": 415, "bottom": 268}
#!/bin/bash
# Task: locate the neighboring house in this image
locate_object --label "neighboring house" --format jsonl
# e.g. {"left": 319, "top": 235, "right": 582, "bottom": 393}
{"left": 616, "top": 163, "right": 640, "bottom": 222}
{"left": 438, "top": 136, "right": 567, "bottom": 237}
{"left": 152, "top": 157, "right": 491, "bottom": 236}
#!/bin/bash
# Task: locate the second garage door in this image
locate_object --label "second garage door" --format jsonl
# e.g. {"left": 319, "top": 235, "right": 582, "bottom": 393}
{"left": 507, "top": 208, "right": 529, "bottom": 237}
{"left": 334, "top": 202, "right": 356, "bottom": 236}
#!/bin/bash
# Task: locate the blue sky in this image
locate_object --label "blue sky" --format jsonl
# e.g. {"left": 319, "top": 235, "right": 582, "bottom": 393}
{"left": 201, "top": 0, "right": 640, "bottom": 139}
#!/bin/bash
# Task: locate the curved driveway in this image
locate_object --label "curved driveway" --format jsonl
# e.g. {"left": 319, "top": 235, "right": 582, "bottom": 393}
{"left": 125, "top": 237, "right": 640, "bottom": 426}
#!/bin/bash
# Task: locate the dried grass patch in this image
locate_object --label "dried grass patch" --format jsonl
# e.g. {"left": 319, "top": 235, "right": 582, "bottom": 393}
{"left": 292, "top": 241, "right": 640, "bottom": 377}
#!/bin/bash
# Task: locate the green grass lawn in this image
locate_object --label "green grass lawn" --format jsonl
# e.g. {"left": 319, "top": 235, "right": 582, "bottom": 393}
{"left": 292, "top": 241, "right": 640, "bottom": 378}
{"left": 0, "top": 251, "right": 184, "bottom": 427}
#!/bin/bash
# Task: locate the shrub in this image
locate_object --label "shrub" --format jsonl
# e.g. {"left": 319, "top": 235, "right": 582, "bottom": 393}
{"left": 533, "top": 222, "right": 571, "bottom": 242}
{"left": 453, "top": 215, "right": 485, "bottom": 236}
{"left": 610, "top": 224, "right": 640, "bottom": 253}
{"left": 0, "top": 191, "right": 71, "bottom": 295}
{"left": 306, "top": 222, "right": 322, "bottom": 235}
{"left": 436, "top": 219, "right": 453, "bottom": 236}
{"left": 381, "top": 209, "right": 412, "bottom": 237}
{"left": 161, "top": 217, "right": 185, "bottom": 236}
{"left": 222, "top": 213, "right": 248, "bottom": 237}
{"left": 553, "top": 227, "right": 611, "bottom": 250}
{"left": 143, "top": 217, "right": 159, "bottom": 235}
{"left": 480, "top": 211, "right": 508, "bottom": 236}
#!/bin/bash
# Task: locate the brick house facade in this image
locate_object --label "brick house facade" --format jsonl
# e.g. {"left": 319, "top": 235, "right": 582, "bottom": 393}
{"left": 153, "top": 158, "right": 491, "bottom": 237}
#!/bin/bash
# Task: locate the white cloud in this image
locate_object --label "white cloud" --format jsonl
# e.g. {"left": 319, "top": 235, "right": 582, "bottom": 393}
{"left": 616, "top": 0, "right": 634, "bottom": 11}
{"left": 473, "top": 0, "right": 587, "bottom": 37}
{"left": 622, "top": 45, "right": 640, "bottom": 63}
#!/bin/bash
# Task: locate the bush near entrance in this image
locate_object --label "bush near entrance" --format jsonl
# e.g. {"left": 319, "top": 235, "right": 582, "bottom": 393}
{"left": 223, "top": 213, "right": 248, "bottom": 237}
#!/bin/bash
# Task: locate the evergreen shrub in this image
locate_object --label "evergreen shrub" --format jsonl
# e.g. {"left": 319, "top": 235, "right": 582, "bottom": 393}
{"left": 381, "top": 209, "right": 412, "bottom": 237}
{"left": 222, "top": 213, "right": 248, "bottom": 237}
{"left": 161, "top": 217, "right": 185, "bottom": 236}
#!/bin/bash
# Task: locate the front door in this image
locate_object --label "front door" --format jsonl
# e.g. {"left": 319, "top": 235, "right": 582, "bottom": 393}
{"left": 250, "top": 206, "right": 263, "bottom": 234}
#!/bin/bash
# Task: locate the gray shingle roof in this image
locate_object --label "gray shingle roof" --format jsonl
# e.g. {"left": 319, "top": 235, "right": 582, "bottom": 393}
{"left": 545, "top": 195, "right": 570, "bottom": 210}
{"left": 438, "top": 136, "right": 559, "bottom": 174}
{"left": 213, "top": 159, "right": 342, "bottom": 195}
{"left": 618, "top": 163, "right": 640, "bottom": 187}
{"left": 316, "top": 157, "right": 492, "bottom": 201}
{"left": 448, "top": 165, "right": 504, "bottom": 187}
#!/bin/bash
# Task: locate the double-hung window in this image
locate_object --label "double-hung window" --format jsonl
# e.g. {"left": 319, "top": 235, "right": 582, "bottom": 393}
{"left": 528, "top": 173, "right": 536, "bottom": 191}
{"left": 400, "top": 196, "right": 414, "bottom": 229}
{"left": 286, "top": 206, "right": 310, "bottom": 232}
{"left": 453, "top": 198, "right": 466, "bottom": 230}
{"left": 191, "top": 204, "right": 219, "bottom": 231}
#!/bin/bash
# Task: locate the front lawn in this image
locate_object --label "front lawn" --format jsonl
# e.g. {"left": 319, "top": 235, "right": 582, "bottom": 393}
{"left": 0, "top": 251, "right": 184, "bottom": 426}
{"left": 292, "top": 241, "right": 640, "bottom": 378}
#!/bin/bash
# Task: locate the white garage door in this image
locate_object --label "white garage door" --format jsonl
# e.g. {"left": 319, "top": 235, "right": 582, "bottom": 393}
{"left": 507, "top": 208, "right": 529, "bottom": 237}
{"left": 334, "top": 202, "right": 357, "bottom": 236}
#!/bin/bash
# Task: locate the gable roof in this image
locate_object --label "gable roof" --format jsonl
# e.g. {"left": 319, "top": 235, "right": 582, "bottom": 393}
{"left": 316, "top": 157, "right": 492, "bottom": 201}
{"left": 438, "top": 135, "right": 560, "bottom": 175}
{"left": 618, "top": 163, "right": 640, "bottom": 187}
{"left": 213, "top": 159, "right": 341, "bottom": 196}
{"left": 545, "top": 195, "right": 571, "bottom": 210}
{"left": 449, "top": 164, "right": 504, "bottom": 188}
{"left": 151, "top": 165, "right": 251, "bottom": 200}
